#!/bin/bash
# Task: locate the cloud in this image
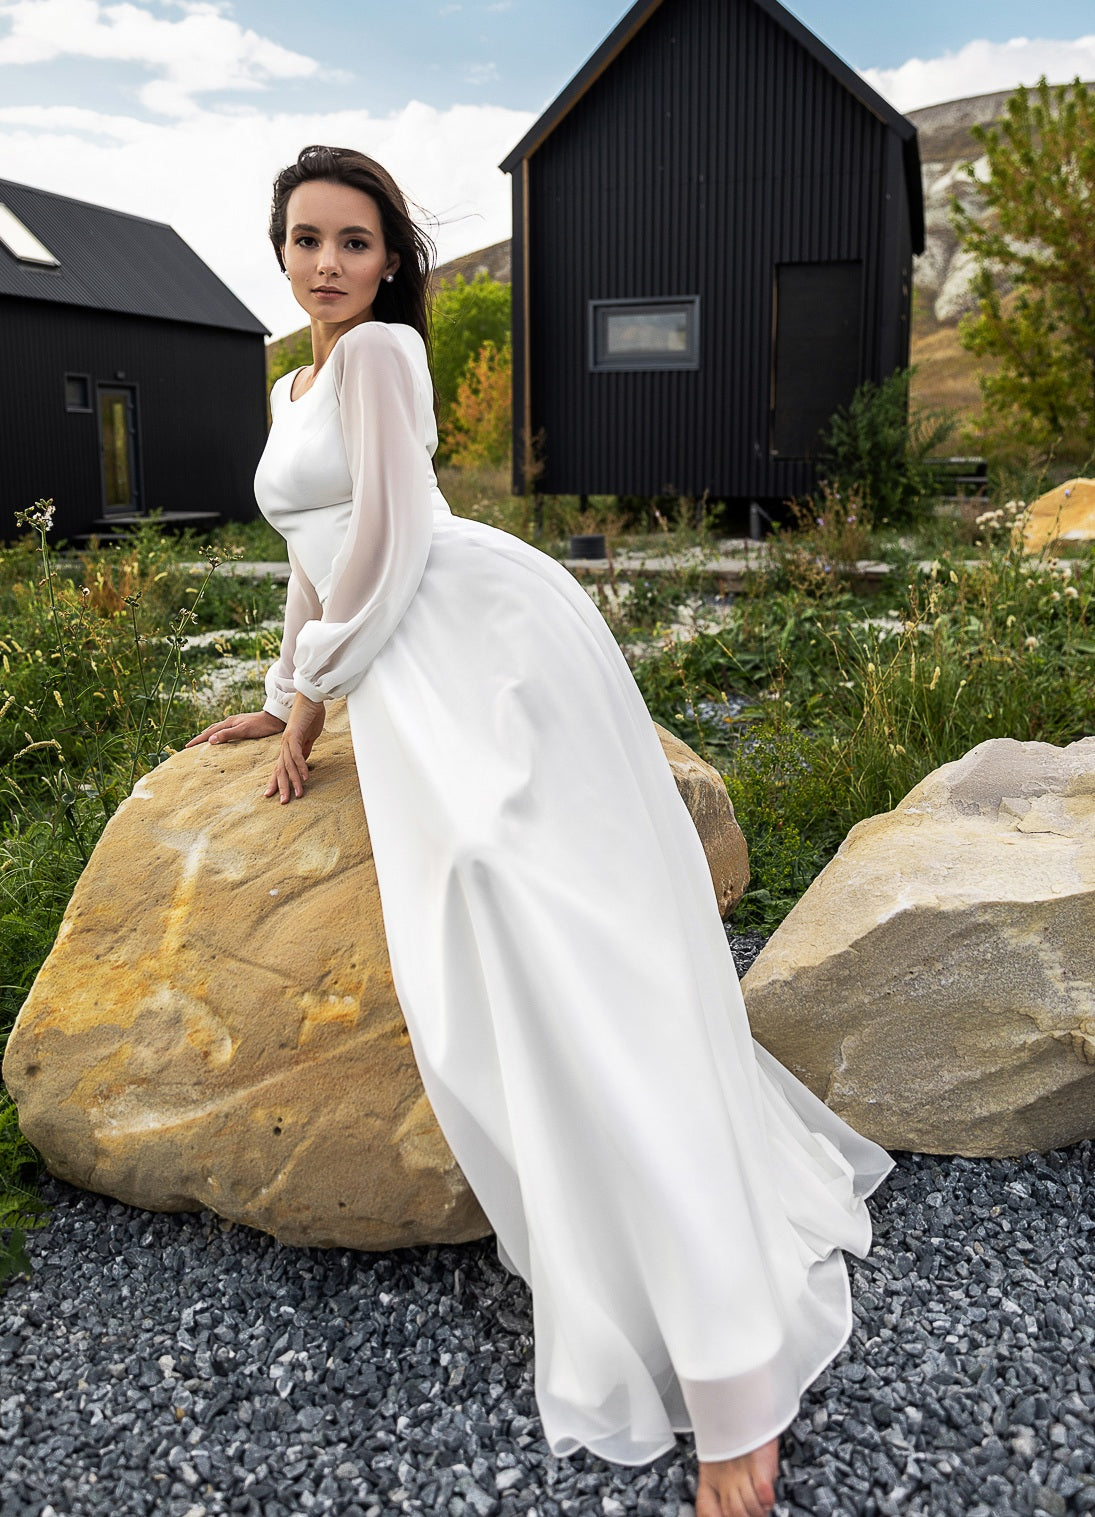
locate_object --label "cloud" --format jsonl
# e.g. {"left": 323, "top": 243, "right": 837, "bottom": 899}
{"left": 0, "top": 98, "right": 534, "bottom": 336}
{"left": 0, "top": 0, "right": 321, "bottom": 116}
{"left": 464, "top": 61, "right": 500, "bottom": 85}
{"left": 862, "top": 34, "right": 1095, "bottom": 113}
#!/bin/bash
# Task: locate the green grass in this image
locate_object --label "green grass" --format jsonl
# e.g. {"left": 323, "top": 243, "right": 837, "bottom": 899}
{"left": 632, "top": 517, "right": 1095, "bottom": 929}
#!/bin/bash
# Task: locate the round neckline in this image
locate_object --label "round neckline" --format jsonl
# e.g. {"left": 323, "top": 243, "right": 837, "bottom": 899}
{"left": 288, "top": 364, "right": 319, "bottom": 404}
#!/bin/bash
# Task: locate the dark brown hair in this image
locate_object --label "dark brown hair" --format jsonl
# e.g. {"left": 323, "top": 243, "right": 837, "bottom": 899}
{"left": 270, "top": 145, "right": 435, "bottom": 352}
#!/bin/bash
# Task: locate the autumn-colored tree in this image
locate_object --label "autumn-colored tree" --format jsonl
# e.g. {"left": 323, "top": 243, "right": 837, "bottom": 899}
{"left": 429, "top": 273, "right": 511, "bottom": 451}
{"left": 443, "top": 340, "right": 513, "bottom": 469}
{"left": 954, "top": 76, "right": 1095, "bottom": 464}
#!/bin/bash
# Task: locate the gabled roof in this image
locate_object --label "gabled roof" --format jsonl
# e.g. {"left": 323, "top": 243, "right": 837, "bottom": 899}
{"left": 0, "top": 178, "right": 268, "bottom": 335}
{"left": 500, "top": 0, "right": 925, "bottom": 253}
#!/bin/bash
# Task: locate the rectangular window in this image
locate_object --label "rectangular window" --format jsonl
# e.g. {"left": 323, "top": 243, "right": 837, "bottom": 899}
{"left": 589, "top": 297, "right": 700, "bottom": 371}
{"left": 65, "top": 373, "right": 91, "bottom": 412}
{"left": 771, "top": 261, "right": 863, "bottom": 457}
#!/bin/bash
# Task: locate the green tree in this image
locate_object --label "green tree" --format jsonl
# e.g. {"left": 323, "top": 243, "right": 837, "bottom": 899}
{"left": 953, "top": 76, "right": 1095, "bottom": 465}
{"left": 429, "top": 273, "right": 511, "bottom": 452}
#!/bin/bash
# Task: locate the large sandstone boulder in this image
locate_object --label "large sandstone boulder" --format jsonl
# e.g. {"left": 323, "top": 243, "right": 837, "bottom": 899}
{"left": 742, "top": 737, "right": 1095, "bottom": 1158}
{"left": 1023, "top": 478, "right": 1095, "bottom": 553}
{"left": 3, "top": 705, "right": 748, "bottom": 1249}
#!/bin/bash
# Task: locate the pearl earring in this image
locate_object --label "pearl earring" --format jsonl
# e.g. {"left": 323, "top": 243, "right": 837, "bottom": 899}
{"left": 384, "top": 273, "right": 395, "bottom": 283}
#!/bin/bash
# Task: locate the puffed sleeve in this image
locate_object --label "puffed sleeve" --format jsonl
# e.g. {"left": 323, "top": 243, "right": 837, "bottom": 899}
{"left": 263, "top": 546, "right": 323, "bottom": 721}
{"left": 289, "top": 323, "right": 434, "bottom": 702}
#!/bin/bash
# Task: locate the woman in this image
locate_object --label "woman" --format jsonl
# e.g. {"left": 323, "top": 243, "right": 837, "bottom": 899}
{"left": 188, "top": 145, "right": 893, "bottom": 1517}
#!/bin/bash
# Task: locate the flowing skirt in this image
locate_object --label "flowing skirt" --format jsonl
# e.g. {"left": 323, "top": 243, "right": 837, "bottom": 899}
{"left": 346, "top": 510, "right": 892, "bottom": 1465}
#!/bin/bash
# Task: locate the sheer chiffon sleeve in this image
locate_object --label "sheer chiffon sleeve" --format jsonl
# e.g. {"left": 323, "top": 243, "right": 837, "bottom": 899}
{"left": 287, "top": 323, "right": 434, "bottom": 703}
{"left": 262, "top": 548, "right": 323, "bottom": 721}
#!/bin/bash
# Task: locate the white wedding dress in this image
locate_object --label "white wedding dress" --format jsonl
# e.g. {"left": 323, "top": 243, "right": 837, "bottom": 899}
{"left": 255, "top": 320, "right": 893, "bottom": 1467}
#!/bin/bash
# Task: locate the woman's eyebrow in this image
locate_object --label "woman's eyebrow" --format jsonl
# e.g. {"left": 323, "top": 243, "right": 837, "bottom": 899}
{"left": 290, "top": 222, "right": 375, "bottom": 235}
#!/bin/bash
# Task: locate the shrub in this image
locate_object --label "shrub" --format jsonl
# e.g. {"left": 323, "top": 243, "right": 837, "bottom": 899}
{"left": 443, "top": 340, "right": 513, "bottom": 469}
{"left": 818, "top": 369, "right": 955, "bottom": 525}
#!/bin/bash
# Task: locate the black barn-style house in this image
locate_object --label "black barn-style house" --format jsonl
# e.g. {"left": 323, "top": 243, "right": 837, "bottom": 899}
{"left": 501, "top": 0, "right": 925, "bottom": 511}
{"left": 0, "top": 178, "right": 268, "bottom": 542}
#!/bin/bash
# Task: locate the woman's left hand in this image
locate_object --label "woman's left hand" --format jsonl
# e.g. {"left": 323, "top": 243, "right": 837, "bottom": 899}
{"left": 265, "top": 693, "right": 326, "bottom": 803}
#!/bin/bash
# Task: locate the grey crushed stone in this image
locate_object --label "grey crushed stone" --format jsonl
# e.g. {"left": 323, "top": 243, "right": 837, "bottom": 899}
{"left": 1, "top": 933, "right": 1094, "bottom": 1516}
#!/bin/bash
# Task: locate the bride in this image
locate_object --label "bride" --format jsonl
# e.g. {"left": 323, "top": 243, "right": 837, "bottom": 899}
{"left": 188, "top": 144, "right": 893, "bottom": 1517}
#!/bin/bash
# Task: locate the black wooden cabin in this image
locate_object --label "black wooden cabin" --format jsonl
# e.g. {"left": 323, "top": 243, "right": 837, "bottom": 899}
{"left": 500, "top": 0, "right": 925, "bottom": 512}
{"left": 0, "top": 179, "right": 268, "bottom": 543}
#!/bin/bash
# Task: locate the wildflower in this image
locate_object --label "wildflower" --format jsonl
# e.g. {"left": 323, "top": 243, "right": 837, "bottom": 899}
{"left": 949, "top": 570, "right": 959, "bottom": 584}
{"left": 1025, "top": 636, "right": 1039, "bottom": 649}
{"left": 866, "top": 662, "right": 876, "bottom": 675}
{"left": 929, "top": 666, "right": 941, "bottom": 690}
{"left": 1065, "top": 585, "right": 1080, "bottom": 599}
{"left": 53, "top": 689, "right": 64, "bottom": 710}
{"left": 1006, "top": 615, "right": 1016, "bottom": 628}
{"left": 14, "top": 497, "right": 55, "bottom": 532}
{"left": 1050, "top": 590, "right": 1061, "bottom": 602}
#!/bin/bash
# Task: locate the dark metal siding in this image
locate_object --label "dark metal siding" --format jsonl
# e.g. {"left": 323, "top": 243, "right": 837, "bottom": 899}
{"left": 518, "top": 0, "right": 915, "bottom": 501}
{"left": 0, "top": 179, "right": 267, "bottom": 333}
{"left": 1, "top": 298, "right": 268, "bottom": 540}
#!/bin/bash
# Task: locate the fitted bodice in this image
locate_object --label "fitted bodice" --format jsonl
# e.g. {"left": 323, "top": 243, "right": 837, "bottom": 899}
{"left": 255, "top": 322, "right": 450, "bottom": 603}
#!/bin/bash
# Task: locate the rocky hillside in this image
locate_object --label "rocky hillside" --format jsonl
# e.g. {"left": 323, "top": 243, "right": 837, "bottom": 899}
{"left": 904, "top": 90, "right": 1011, "bottom": 422}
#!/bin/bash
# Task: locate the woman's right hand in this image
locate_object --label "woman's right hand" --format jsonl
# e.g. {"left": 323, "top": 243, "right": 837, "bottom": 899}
{"left": 185, "top": 711, "right": 287, "bottom": 748}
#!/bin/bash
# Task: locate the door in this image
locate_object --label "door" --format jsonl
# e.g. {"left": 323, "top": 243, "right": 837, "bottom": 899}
{"left": 771, "top": 261, "right": 864, "bottom": 458}
{"left": 98, "top": 385, "right": 140, "bottom": 514}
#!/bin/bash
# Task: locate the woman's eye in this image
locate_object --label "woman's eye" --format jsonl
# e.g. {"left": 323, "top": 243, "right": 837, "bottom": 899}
{"left": 296, "top": 236, "right": 317, "bottom": 247}
{"left": 346, "top": 239, "right": 369, "bottom": 251}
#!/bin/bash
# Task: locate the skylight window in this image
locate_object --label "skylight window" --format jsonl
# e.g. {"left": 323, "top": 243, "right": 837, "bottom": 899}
{"left": 0, "top": 204, "right": 59, "bottom": 268}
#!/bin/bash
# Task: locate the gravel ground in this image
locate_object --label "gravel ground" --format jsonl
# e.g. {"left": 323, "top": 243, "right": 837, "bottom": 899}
{"left": 2, "top": 937, "right": 1094, "bottom": 1517}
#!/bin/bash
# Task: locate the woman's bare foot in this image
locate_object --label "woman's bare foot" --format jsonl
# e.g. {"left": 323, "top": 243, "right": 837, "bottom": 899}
{"left": 695, "top": 1436, "right": 779, "bottom": 1517}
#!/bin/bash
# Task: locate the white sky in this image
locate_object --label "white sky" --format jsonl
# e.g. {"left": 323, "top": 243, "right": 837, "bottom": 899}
{"left": 1, "top": 0, "right": 1093, "bottom": 338}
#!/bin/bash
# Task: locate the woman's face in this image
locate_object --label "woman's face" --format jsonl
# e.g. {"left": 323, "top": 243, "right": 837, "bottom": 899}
{"left": 282, "top": 179, "right": 399, "bottom": 328}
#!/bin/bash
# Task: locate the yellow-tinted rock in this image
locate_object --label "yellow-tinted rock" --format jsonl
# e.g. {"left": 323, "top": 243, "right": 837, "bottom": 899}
{"left": 1022, "top": 478, "right": 1095, "bottom": 553}
{"left": 3, "top": 705, "right": 747, "bottom": 1247}
{"left": 742, "top": 737, "right": 1095, "bottom": 1158}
